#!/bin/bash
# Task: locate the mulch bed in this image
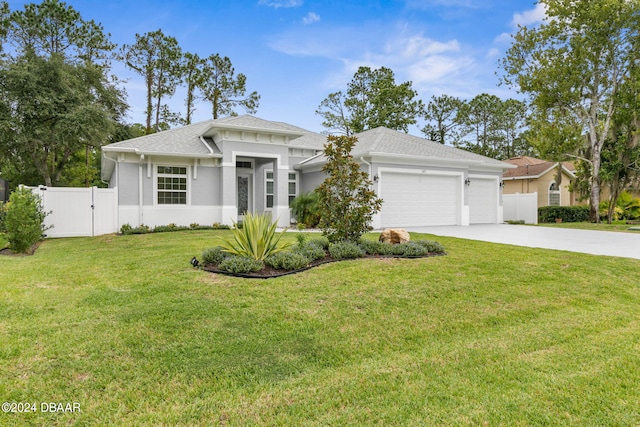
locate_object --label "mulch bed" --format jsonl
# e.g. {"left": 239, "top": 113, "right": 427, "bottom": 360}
{"left": 0, "top": 241, "right": 41, "bottom": 257}
{"left": 200, "top": 252, "right": 446, "bottom": 279}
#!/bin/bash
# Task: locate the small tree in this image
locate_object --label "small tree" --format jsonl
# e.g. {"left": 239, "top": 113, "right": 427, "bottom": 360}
{"left": 316, "top": 135, "right": 382, "bottom": 242}
{"left": 4, "top": 187, "right": 49, "bottom": 253}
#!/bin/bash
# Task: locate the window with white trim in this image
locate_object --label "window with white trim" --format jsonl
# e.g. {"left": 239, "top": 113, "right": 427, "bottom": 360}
{"left": 265, "top": 171, "right": 274, "bottom": 209}
{"left": 549, "top": 182, "right": 560, "bottom": 206}
{"left": 288, "top": 172, "right": 298, "bottom": 205}
{"left": 157, "top": 166, "right": 187, "bottom": 205}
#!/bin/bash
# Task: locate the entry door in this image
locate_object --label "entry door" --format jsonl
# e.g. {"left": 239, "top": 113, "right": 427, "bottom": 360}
{"left": 237, "top": 173, "right": 252, "bottom": 221}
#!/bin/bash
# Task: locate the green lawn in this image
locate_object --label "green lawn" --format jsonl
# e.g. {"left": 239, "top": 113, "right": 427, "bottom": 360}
{"left": 535, "top": 221, "right": 640, "bottom": 233}
{"left": 1, "top": 230, "right": 639, "bottom": 426}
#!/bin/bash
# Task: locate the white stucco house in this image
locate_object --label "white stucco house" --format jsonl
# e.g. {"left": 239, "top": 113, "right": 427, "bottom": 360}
{"left": 101, "top": 115, "right": 514, "bottom": 229}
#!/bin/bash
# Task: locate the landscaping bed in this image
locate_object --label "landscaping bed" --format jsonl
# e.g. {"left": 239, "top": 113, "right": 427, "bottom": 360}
{"left": 198, "top": 236, "right": 447, "bottom": 278}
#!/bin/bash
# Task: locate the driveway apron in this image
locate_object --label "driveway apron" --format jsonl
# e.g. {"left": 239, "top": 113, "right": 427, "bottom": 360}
{"left": 404, "top": 224, "right": 640, "bottom": 260}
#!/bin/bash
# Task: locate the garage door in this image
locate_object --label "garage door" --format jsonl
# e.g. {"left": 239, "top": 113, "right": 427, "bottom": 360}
{"left": 468, "top": 178, "right": 497, "bottom": 224}
{"left": 380, "top": 172, "right": 460, "bottom": 227}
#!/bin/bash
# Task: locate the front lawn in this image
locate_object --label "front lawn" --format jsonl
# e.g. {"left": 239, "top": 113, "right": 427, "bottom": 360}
{"left": 1, "top": 231, "right": 639, "bottom": 426}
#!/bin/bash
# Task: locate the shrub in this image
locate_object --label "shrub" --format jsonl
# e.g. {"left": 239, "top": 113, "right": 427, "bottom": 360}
{"left": 392, "top": 242, "right": 428, "bottom": 257}
{"left": 293, "top": 241, "right": 326, "bottom": 261}
{"left": 220, "top": 212, "right": 292, "bottom": 261}
{"left": 121, "top": 224, "right": 151, "bottom": 235}
{"left": 219, "top": 256, "right": 264, "bottom": 274}
{"left": 265, "top": 252, "right": 310, "bottom": 270}
{"left": 308, "top": 236, "right": 330, "bottom": 250}
{"left": 316, "top": 135, "right": 383, "bottom": 242}
{"left": 290, "top": 191, "right": 321, "bottom": 228}
{"left": 4, "top": 187, "right": 49, "bottom": 253}
{"left": 328, "top": 241, "right": 365, "bottom": 259}
{"left": 0, "top": 202, "right": 6, "bottom": 233}
{"left": 357, "top": 239, "right": 393, "bottom": 255}
{"left": 120, "top": 223, "right": 132, "bottom": 234}
{"left": 413, "top": 239, "right": 446, "bottom": 254}
{"left": 153, "top": 224, "right": 189, "bottom": 233}
{"left": 202, "top": 246, "right": 228, "bottom": 265}
{"left": 538, "top": 206, "right": 590, "bottom": 223}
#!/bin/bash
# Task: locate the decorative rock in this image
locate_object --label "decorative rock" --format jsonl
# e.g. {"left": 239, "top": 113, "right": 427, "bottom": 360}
{"left": 378, "top": 228, "right": 410, "bottom": 244}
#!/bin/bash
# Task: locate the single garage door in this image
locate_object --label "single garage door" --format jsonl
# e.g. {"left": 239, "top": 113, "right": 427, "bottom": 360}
{"left": 380, "top": 172, "right": 460, "bottom": 227}
{"left": 468, "top": 178, "right": 497, "bottom": 224}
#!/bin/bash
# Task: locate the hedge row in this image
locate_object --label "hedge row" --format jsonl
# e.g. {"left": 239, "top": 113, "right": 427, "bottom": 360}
{"left": 538, "top": 206, "right": 590, "bottom": 223}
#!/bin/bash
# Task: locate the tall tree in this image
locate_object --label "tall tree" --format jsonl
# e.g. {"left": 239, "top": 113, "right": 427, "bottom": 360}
{"left": 315, "top": 91, "right": 351, "bottom": 135}
{"left": 456, "top": 93, "right": 503, "bottom": 158}
{"left": 421, "top": 94, "right": 464, "bottom": 144}
{"left": 182, "top": 52, "right": 205, "bottom": 125}
{"left": 121, "top": 29, "right": 182, "bottom": 133}
{"left": 199, "top": 54, "right": 260, "bottom": 119}
{"left": 0, "top": 53, "right": 126, "bottom": 186}
{"left": 4, "top": 0, "right": 114, "bottom": 63}
{"left": 317, "top": 66, "right": 423, "bottom": 134}
{"left": 500, "top": 0, "right": 640, "bottom": 222}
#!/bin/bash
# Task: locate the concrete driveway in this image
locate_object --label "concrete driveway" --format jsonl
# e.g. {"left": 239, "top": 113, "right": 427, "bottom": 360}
{"left": 405, "top": 224, "right": 640, "bottom": 260}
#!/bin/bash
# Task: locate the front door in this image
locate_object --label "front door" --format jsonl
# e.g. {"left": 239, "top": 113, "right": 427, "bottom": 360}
{"left": 237, "top": 173, "right": 252, "bottom": 222}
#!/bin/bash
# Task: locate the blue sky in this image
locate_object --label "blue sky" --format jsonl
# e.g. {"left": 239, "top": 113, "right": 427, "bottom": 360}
{"left": 14, "top": 0, "right": 546, "bottom": 133}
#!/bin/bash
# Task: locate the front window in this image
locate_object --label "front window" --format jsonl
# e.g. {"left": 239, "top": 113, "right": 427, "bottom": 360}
{"left": 157, "top": 166, "right": 187, "bottom": 205}
{"left": 265, "top": 171, "right": 274, "bottom": 209}
{"left": 288, "top": 172, "right": 297, "bottom": 205}
{"left": 549, "top": 182, "right": 560, "bottom": 206}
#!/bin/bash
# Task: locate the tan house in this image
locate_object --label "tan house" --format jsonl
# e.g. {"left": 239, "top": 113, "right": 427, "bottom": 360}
{"left": 502, "top": 156, "right": 577, "bottom": 207}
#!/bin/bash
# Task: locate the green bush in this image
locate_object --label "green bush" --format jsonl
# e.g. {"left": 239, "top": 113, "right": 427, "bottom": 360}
{"left": 293, "top": 241, "right": 326, "bottom": 261}
{"left": 290, "top": 191, "right": 321, "bottom": 228}
{"left": 538, "top": 205, "right": 590, "bottom": 223}
{"left": 153, "top": 224, "right": 189, "bottom": 233}
{"left": 4, "top": 187, "right": 49, "bottom": 253}
{"left": 220, "top": 212, "right": 292, "bottom": 261}
{"left": 202, "top": 246, "right": 228, "bottom": 265}
{"left": 328, "top": 241, "right": 365, "bottom": 260}
{"left": 413, "top": 239, "right": 446, "bottom": 254}
{"left": 392, "top": 242, "right": 428, "bottom": 257}
{"left": 0, "top": 202, "right": 6, "bottom": 233}
{"left": 357, "top": 239, "right": 394, "bottom": 255}
{"left": 265, "top": 252, "right": 310, "bottom": 270}
{"left": 308, "top": 236, "right": 330, "bottom": 250}
{"left": 219, "top": 256, "right": 264, "bottom": 274}
{"left": 121, "top": 224, "right": 151, "bottom": 235}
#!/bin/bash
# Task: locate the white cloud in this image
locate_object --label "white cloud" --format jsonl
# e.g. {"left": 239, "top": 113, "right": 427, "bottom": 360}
{"left": 258, "top": 0, "right": 302, "bottom": 8}
{"left": 302, "top": 12, "right": 320, "bottom": 24}
{"left": 511, "top": 3, "right": 547, "bottom": 28}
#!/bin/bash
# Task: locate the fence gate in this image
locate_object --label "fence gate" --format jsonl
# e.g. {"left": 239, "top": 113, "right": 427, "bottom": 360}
{"left": 503, "top": 192, "right": 538, "bottom": 224}
{"left": 29, "top": 186, "right": 118, "bottom": 238}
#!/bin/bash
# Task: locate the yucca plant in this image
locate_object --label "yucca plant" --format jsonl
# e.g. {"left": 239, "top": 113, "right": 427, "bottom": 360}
{"left": 220, "top": 212, "right": 292, "bottom": 261}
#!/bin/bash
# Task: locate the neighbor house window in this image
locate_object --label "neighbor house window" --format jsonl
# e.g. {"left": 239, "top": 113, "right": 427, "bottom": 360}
{"left": 288, "top": 172, "right": 298, "bottom": 205}
{"left": 265, "top": 171, "right": 274, "bottom": 209}
{"left": 157, "top": 166, "right": 187, "bottom": 205}
{"left": 549, "top": 182, "right": 560, "bottom": 206}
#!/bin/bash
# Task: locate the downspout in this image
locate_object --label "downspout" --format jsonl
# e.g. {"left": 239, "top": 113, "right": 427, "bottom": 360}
{"left": 139, "top": 154, "right": 144, "bottom": 226}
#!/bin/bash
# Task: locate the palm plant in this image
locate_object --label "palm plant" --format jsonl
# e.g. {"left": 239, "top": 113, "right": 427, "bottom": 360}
{"left": 220, "top": 212, "right": 292, "bottom": 261}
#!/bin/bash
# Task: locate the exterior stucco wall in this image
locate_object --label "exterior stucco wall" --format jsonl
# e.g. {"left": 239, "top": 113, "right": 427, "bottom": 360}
{"left": 503, "top": 169, "right": 574, "bottom": 207}
{"left": 117, "top": 162, "right": 139, "bottom": 206}
{"left": 191, "top": 166, "right": 221, "bottom": 206}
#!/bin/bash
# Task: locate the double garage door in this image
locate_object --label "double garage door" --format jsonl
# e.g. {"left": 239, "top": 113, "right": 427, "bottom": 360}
{"left": 379, "top": 172, "right": 496, "bottom": 227}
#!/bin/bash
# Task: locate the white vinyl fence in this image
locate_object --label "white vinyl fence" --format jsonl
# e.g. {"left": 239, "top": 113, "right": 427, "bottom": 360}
{"left": 503, "top": 192, "right": 538, "bottom": 224}
{"left": 28, "top": 186, "right": 118, "bottom": 238}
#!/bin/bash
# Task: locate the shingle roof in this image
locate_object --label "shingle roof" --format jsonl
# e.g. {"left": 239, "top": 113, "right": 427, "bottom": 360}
{"left": 298, "top": 127, "right": 512, "bottom": 168}
{"left": 503, "top": 156, "right": 576, "bottom": 178}
{"left": 103, "top": 120, "right": 218, "bottom": 157}
{"left": 102, "top": 115, "right": 320, "bottom": 156}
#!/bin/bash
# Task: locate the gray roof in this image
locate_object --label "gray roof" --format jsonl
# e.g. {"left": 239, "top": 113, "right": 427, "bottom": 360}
{"left": 298, "top": 127, "right": 511, "bottom": 169}
{"left": 102, "top": 115, "right": 320, "bottom": 157}
{"left": 103, "top": 120, "right": 218, "bottom": 157}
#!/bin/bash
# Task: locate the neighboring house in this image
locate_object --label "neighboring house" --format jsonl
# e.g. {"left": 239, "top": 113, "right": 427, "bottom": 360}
{"left": 502, "top": 156, "right": 577, "bottom": 207}
{"left": 101, "top": 115, "right": 514, "bottom": 229}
